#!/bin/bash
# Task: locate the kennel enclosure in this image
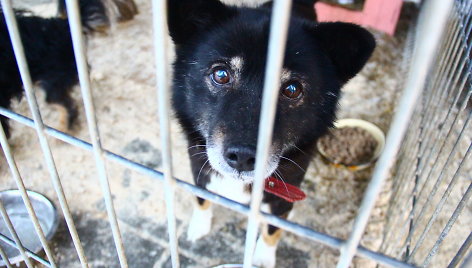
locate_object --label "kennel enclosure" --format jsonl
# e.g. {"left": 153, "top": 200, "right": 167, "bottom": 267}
{"left": 0, "top": 0, "right": 471, "bottom": 267}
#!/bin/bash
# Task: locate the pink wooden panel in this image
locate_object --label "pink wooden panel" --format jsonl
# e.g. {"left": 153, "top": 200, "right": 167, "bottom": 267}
{"left": 315, "top": 0, "right": 403, "bottom": 35}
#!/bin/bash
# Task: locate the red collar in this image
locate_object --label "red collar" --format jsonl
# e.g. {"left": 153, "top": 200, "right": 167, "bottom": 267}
{"left": 264, "top": 176, "right": 306, "bottom": 203}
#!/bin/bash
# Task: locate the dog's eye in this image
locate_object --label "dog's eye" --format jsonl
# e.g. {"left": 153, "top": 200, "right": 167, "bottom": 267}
{"left": 282, "top": 82, "right": 303, "bottom": 99}
{"left": 211, "top": 67, "right": 231, "bottom": 85}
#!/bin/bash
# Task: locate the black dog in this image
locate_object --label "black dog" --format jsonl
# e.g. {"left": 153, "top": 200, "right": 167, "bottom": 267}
{"left": 168, "top": 0, "right": 375, "bottom": 266}
{"left": 0, "top": 12, "right": 79, "bottom": 138}
{"left": 0, "top": 0, "right": 138, "bottom": 139}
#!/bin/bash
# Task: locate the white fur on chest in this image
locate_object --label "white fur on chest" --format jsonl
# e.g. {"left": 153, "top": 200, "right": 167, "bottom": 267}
{"left": 205, "top": 173, "right": 272, "bottom": 213}
{"left": 206, "top": 173, "right": 252, "bottom": 204}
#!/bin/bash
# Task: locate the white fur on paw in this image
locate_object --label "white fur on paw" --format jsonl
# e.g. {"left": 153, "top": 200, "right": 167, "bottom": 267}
{"left": 253, "top": 236, "right": 277, "bottom": 268}
{"left": 186, "top": 207, "right": 213, "bottom": 242}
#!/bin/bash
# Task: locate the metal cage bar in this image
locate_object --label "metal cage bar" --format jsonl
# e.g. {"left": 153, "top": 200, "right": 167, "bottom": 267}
{"left": 0, "top": 200, "right": 33, "bottom": 268}
{"left": 151, "top": 0, "right": 180, "bottom": 267}
{"left": 380, "top": 1, "right": 472, "bottom": 265}
{"left": 394, "top": 105, "right": 471, "bottom": 255}
{"left": 0, "top": 233, "right": 51, "bottom": 266}
{"left": 458, "top": 246, "right": 472, "bottom": 268}
{"left": 0, "top": 244, "right": 12, "bottom": 268}
{"left": 64, "top": 0, "right": 128, "bottom": 267}
{"left": 0, "top": 122, "right": 51, "bottom": 268}
{"left": 0, "top": 0, "right": 469, "bottom": 267}
{"left": 421, "top": 182, "right": 472, "bottom": 267}
{"left": 0, "top": 108, "right": 416, "bottom": 268}
{"left": 381, "top": 1, "right": 472, "bottom": 257}
{"left": 336, "top": 0, "right": 454, "bottom": 267}
{"left": 0, "top": 1, "right": 86, "bottom": 267}
{"left": 243, "top": 0, "right": 293, "bottom": 267}
{"left": 447, "top": 231, "right": 472, "bottom": 268}
{"left": 406, "top": 117, "right": 471, "bottom": 260}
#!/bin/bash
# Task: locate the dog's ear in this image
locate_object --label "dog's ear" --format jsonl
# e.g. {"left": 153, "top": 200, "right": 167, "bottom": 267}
{"left": 310, "top": 22, "right": 376, "bottom": 83}
{"left": 167, "top": 0, "right": 236, "bottom": 45}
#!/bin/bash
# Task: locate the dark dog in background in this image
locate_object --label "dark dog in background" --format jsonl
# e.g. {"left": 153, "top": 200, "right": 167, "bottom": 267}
{"left": 0, "top": 0, "right": 137, "bottom": 138}
{"left": 168, "top": 0, "right": 375, "bottom": 266}
{"left": 0, "top": 12, "right": 79, "bottom": 138}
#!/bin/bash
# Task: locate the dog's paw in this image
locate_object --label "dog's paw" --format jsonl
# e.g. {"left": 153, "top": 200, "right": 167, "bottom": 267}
{"left": 252, "top": 237, "right": 277, "bottom": 268}
{"left": 186, "top": 207, "right": 213, "bottom": 242}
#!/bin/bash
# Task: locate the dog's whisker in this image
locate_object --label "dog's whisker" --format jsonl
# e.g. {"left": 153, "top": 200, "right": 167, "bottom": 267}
{"left": 196, "top": 159, "right": 210, "bottom": 185}
{"left": 188, "top": 144, "right": 207, "bottom": 150}
{"left": 292, "top": 145, "right": 309, "bottom": 156}
{"left": 190, "top": 152, "right": 207, "bottom": 158}
{"left": 279, "top": 156, "right": 305, "bottom": 172}
{"left": 274, "top": 170, "right": 290, "bottom": 197}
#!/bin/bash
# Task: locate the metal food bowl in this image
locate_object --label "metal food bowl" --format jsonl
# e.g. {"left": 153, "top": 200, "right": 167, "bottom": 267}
{"left": 316, "top": 118, "right": 386, "bottom": 171}
{"left": 0, "top": 190, "right": 58, "bottom": 267}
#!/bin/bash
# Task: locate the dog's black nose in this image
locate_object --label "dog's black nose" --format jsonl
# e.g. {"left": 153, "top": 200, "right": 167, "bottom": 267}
{"left": 224, "top": 146, "right": 256, "bottom": 172}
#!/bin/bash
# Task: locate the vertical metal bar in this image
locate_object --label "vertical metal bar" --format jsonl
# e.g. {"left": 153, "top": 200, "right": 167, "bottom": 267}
{"left": 418, "top": 2, "right": 472, "bottom": 159}
{"left": 335, "top": 1, "right": 453, "bottom": 267}
{"left": 408, "top": 143, "right": 471, "bottom": 260}
{"left": 64, "top": 0, "right": 127, "bottom": 267}
{"left": 242, "top": 0, "right": 292, "bottom": 267}
{"left": 151, "top": 0, "right": 180, "bottom": 267}
{"left": 448, "top": 232, "right": 472, "bottom": 268}
{"left": 0, "top": 2, "right": 86, "bottom": 267}
{"left": 0, "top": 244, "right": 13, "bottom": 268}
{"left": 419, "top": 2, "right": 466, "bottom": 115}
{"left": 378, "top": 23, "right": 418, "bottom": 255}
{"left": 388, "top": 89, "right": 471, "bottom": 255}
{"left": 0, "top": 201, "right": 33, "bottom": 268}
{"left": 0, "top": 123, "right": 54, "bottom": 268}
{"left": 400, "top": 110, "right": 471, "bottom": 253}
{"left": 421, "top": 183, "right": 472, "bottom": 267}
{"left": 460, "top": 250, "right": 472, "bottom": 268}
{"left": 417, "top": 36, "right": 472, "bottom": 172}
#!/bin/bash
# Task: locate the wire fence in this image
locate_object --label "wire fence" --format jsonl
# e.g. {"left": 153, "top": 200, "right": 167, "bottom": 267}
{"left": 379, "top": 0, "right": 472, "bottom": 267}
{"left": 0, "top": 0, "right": 470, "bottom": 267}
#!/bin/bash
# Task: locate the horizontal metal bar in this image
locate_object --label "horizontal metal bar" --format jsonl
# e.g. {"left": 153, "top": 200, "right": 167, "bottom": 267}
{"left": 0, "top": 233, "right": 51, "bottom": 267}
{"left": 0, "top": 108, "right": 416, "bottom": 268}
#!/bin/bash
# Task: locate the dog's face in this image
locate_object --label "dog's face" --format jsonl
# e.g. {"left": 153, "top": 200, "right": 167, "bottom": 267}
{"left": 168, "top": 0, "right": 375, "bottom": 182}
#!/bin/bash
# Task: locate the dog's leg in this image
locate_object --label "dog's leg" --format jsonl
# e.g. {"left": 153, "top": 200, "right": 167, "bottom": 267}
{"left": 187, "top": 198, "right": 213, "bottom": 242}
{"left": 253, "top": 224, "right": 282, "bottom": 268}
{"left": 42, "top": 82, "right": 78, "bottom": 132}
{"left": 50, "top": 104, "right": 69, "bottom": 133}
{"left": 186, "top": 138, "right": 213, "bottom": 241}
{"left": 253, "top": 199, "right": 294, "bottom": 268}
